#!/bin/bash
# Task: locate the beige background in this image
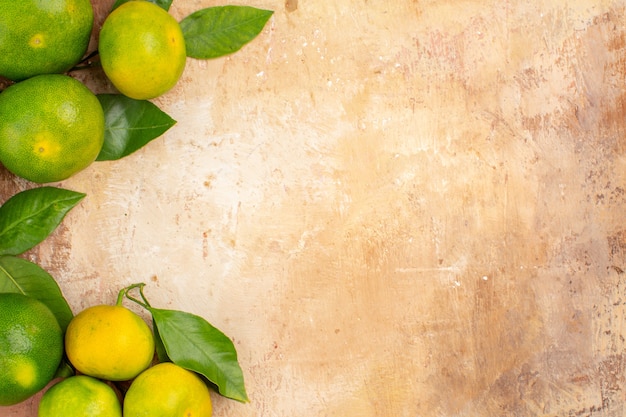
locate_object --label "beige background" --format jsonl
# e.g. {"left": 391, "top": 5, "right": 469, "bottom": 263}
{"left": 4, "top": 0, "right": 626, "bottom": 415}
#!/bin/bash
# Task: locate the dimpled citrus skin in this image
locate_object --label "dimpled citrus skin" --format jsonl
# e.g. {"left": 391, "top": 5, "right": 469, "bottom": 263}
{"left": 64, "top": 304, "right": 155, "bottom": 381}
{"left": 38, "top": 375, "right": 122, "bottom": 417}
{"left": 0, "top": 74, "right": 105, "bottom": 184}
{"left": 99, "top": 1, "right": 186, "bottom": 100}
{"left": 124, "top": 362, "right": 213, "bottom": 417}
{"left": 0, "top": 293, "right": 63, "bottom": 406}
{"left": 0, "top": 0, "right": 94, "bottom": 81}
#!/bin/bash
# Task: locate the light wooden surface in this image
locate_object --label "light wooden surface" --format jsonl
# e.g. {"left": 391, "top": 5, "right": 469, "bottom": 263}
{"left": 4, "top": 0, "right": 626, "bottom": 415}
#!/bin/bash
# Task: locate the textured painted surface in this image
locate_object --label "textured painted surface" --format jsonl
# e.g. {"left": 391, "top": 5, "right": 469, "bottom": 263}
{"left": 4, "top": 0, "right": 626, "bottom": 415}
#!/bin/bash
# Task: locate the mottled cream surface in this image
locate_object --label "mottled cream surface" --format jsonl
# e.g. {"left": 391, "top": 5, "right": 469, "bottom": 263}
{"left": 4, "top": 1, "right": 626, "bottom": 416}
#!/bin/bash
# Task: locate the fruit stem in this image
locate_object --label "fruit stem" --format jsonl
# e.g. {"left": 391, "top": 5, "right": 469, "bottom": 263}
{"left": 116, "top": 287, "right": 127, "bottom": 306}
{"left": 67, "top": 50, "right": 101, "bottom": 72}
{"left": 120, "top": 282, "right": 152, "bottom": 310}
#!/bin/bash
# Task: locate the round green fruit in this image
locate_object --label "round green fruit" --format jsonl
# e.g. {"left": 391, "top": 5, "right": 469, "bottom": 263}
{"left": 0, "top": 293, "right": 63, "bottom": 406}
{"left": 0, "top": 0, "right": 94, "bottom": 81}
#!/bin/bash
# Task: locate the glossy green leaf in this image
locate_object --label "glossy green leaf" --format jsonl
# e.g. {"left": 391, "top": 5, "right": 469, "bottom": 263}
{"left": 150, "top": 308, "right": 248, "bottom": 402}
{"left": 181, "top": 6, "right": 273, "bottom": 59}
{"left": 0, "top": 187, "right": 85, "bottom": 256}
{"left": 111, "top": 0, "right": 172, "bottom": 11}
{"left": 0, "top": 255, "right": 74, "bottom": 331}
{"left": 153, "top": 321, "right": 170, "bottom": 363}
{"left": 96, "top": 94, "right": 176, "bottom": 161}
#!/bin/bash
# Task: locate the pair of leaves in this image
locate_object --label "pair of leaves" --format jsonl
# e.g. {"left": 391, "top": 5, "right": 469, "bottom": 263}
{"left": 0, "top": 187, "right": 81, "bottom": 331}
{"left": 125, "top": 285, "right": 248, "bottom": 402}
{"left": 95, "top": 3, "right": 273, "bottom": 161}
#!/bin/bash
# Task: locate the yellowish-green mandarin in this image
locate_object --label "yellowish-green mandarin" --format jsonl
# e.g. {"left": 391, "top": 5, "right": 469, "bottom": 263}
{"left": 0, "top": 0, "right": 93, "bottom": 81}
{"left": 0, "top": 293, "right": 63, "bottom": 406}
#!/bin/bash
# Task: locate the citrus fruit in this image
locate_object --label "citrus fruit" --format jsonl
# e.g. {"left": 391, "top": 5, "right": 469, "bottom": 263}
{"left": 0, "top": 0, "right": 94, "bottom": 81}
{"left": 38, "top": 375, "right": 122, "bottom": 417}
{"left": 99, "top": 1, "right": 186, "bottom": 100}
{"left": 0, "top": 74, "right": 105, "bottom": 183}
{"left": 65, "top": 304, "right": 155, "bottom": 381}
{"left": 124, "top": 362, "right": 213, "bottom": 417}
{"left": 0, "top": 292, "right": 63, "bottom": 406}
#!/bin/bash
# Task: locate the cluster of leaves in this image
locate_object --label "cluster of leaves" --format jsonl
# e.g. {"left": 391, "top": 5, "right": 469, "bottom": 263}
{"left": 0, "top": 0, "right": 274, "bottom": 405}
{"left": 0, "top": 187, "right": 248, "bottom": 402}
{"left": 0, "top": 188, "right": 78, "bottom": 332}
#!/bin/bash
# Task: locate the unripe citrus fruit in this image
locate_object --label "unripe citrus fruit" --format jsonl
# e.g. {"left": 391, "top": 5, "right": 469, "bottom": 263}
{"left": 38, "top": 375, "right": 122, "bottom": 417}
{"left": 0, "top": 0, "right": 94, "bottom": 81}
{"left": 99, "top": 1, "right": 186, "bottom": 100}
{"left": 124, "top": 362, "right": 213, "bottom": 417}
{"left": 0, "top": 74, "right": 105, "bottom": 183}
{"left": 0, "top": 292, "right": 63, "bottom": 406}
{"left": 65, "top": 304, "right": 155, "bottom": 381}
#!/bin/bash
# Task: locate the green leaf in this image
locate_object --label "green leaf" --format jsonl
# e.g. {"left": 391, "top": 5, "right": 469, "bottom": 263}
{"left": 153, "top": 321, "right": 170, "bottom": 363}
{"left": 181, "top": 6, "right": 273, "bottom": 59}
{"left": 96, "top": 94, "right": 176, "bottom": 161}
{"left": 150, "top": 308, "right": 248, "bottom": 402}
{"left": 0, "top": 255, "right": 74, "bottom": 331}
{"left": 111, "top": 0, "right": 173, "bottom": 11}
{"left": 0, "top": 187, "right": 85, "bottom": 256}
